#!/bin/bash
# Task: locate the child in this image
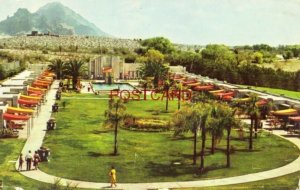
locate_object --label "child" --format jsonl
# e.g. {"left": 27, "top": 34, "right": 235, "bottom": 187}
{"left": 18, "top": 153, "right": 24, "bottom": 171}
{"left": 109, "top": 166, "right": 117, "bottom": 188}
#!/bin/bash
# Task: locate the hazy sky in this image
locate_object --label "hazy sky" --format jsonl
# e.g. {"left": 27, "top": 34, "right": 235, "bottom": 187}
{"left": 0, "top": 0, "right": 299, "bottom": 45}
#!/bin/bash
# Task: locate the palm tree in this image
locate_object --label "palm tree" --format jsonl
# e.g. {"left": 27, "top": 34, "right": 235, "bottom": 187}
{"left": 173, "top": 103, "right": 210, "bottom": 165}
{"left": 48, "top": 59, "right": 65, "bottom": 79}
{"left": 243, "top": 94, "right": 260, "bottom": 150}
{"left": 207, "top": 116, "right": 223, "bottom": 155}
{"left": 164, "top": 80, "right": 171, "bottom": 112}
{"left": 64, "top": 59, "right": 87, "bottom": 90}
{"left": 199, "top": 111, "right": 209, "bottom": 173}
{"left": 219, "top": 105, "right": 238, "bottom": 168}
{"left": 176, "top": 82, "right": 182, "bottom": 110}
{"left": 104, "top": 98, "right": 126, "bottom": 155}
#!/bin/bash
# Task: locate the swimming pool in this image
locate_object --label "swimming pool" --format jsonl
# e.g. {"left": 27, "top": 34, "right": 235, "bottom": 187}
{"left": 92, "top": 83, "right": 135, "bottom": 91}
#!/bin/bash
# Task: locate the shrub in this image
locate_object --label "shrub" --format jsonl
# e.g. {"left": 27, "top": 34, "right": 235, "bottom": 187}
{"left": 0, "top": 128, "right": 19, "bottom": 138}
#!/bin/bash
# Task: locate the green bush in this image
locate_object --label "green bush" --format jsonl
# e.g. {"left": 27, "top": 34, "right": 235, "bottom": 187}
{"left": 0, "top": 128, "right": 19, "bottom": 138}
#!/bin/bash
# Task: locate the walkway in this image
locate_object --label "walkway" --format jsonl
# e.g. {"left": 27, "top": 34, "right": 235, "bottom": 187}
{"left": 17, "top": 81, "right": 300, "bottom": 190}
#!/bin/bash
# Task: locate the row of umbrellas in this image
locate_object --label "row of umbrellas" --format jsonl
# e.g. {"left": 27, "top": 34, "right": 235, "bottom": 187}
{"left": 3, "top": 70, "right": 55, "bottom": 122}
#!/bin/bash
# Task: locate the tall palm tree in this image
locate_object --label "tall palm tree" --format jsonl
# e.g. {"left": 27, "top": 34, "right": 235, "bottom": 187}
{"left": 219, "top": 106, "right": 238, "bottom": 168}
{"left": 64, "top": 59, "right": 87, "bottom": 90}
{"left": 164, "top": 80, "right": 171, "bottom": 112}
{"left": 243, "top": 94, "right": 260, "bottom": 150}
{"left": 173, "top": 103, "right": 210, "bottom": 165}
{"left": 48, "top": 59, "right": 65, "bottom": 79}
{"left": 207, "top": 117, "right": 224, "bottom": 155}
{"left": 176, "top": 82, "right": 182, "bottom": 110}
{"left": 104, "top": 98, "right": 126, "bottom": 155}
{"left": 199, "top": 111, "right": 209, "bottom": 173}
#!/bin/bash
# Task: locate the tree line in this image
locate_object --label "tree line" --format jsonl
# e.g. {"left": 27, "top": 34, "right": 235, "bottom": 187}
{"left": 138, "top": 37, "right": 300, "bottom": 91}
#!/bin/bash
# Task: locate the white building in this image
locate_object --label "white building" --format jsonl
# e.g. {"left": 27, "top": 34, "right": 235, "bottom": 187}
{"left": 88, "top": 55, "right": 141, "bottom": 80}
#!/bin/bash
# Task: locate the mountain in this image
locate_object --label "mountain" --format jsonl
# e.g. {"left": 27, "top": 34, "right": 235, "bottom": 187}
{"left": 0, "top": 2, "right": 108, "bottom": 36}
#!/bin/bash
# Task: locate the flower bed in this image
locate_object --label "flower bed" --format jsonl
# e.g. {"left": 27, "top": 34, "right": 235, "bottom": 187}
{"left": 123, "top": 117, "right": 171, "bottom": 132}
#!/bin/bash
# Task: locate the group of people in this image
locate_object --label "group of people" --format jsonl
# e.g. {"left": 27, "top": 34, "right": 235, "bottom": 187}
{"left": 18, "top": 150, "right": 41, "bottom": 171}
{"left": 18, "top": 151, "right": 117, "bottom": 187}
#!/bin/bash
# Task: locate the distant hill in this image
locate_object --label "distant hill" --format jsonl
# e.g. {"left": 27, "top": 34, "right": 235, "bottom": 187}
{"left": 0, "top": 2, "right": 108, "bottom": 36}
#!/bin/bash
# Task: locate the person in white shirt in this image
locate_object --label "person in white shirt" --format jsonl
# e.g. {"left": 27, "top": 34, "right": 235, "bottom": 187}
{"left": 25, "top": 151, "right": 32, "bottom": 170}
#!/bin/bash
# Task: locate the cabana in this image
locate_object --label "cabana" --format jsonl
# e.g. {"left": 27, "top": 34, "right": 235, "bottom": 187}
{"left": 271, "top": 109, "right": 299, "bottom": 116}
{"left": 18, "top": 99, "right": 39, "bottom": 106}
{"left": 256, "top": 99, "right": 269, "bottom": 106}
{"left": 193, "top": 85, "right": 214, "bottom": 91}
{"left": 6, "top": 107, "right": 34, "bottom": 115}
{"left": 289, "top": 116, "right": 300, "bottom": 122}
{"left": 215, "top": 91, "right": 234, "bottom": 97}
{"left": 209, "top": 89, "right": 224, "bottom": 94}
{"left": 35, "top": 80, "right": 52, "bottom": 85}
{"left": 174, "top": 77, "right": 185, "bottom": 81}
{"left": 186, "top": 82, "right": 201, "bottom": 87}
{"left": 182, "top": 80, "right": 198, "bottom": 85}
{"left": 222, "top": 95, "right": 233, "bottom": 101}
{"left": 32, "top": 82, "right": 49, "bottom": 88}
{"left": 27, "top": 89, "right": 43, "bottom": 96}
{"left": 28, "top": 86, "right": 47, "bottom": 91}
{"left": 3, "top": 113, "right": 30, "bottom": 121}
{"left": 235, "top": 97, "right": 251, "bottom": 103}
{"left": 20, "top": 95, "right": 42, "bottom": 101}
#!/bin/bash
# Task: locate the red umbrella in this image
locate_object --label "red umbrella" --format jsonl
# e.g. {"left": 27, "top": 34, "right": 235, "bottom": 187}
{"left": 3, "top": 113, "right": 30, "bottom": 121}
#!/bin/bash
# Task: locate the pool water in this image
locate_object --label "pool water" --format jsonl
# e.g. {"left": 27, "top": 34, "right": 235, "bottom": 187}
{"left": 92, "top": 83, "right": 135, "bottom": 91}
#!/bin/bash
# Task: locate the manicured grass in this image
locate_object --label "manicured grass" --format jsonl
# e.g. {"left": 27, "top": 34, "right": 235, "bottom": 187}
{"left": 238, "top": 85, "right": 300, "bottom": 99}
{"left": 39, "top": 94, "right": 299, "bottom": 183}
{"left": 0, "top": 139, "right": 46, "bottom": 189}
{"left": 172, "top": 171, "right": 300, "bottom": 190}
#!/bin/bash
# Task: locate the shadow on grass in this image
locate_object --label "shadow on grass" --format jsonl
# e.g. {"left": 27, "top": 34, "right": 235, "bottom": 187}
{"left": 91, "top": 129, "right": 113, "bottom": 134}
{"left": 196, "top": 164, "right": 227, "bottom": 176}
{"left": 87, "top": 151, "right": 116, "bottom": 157}
{"left": 145, "top": 161, "right": 198, "bottom": 177}
{"left": 281, "top": 134, "right": 300, "bottom": 138}
{"left": 230, "top": 137, "right": 248, "bottom": 141}
{"left": 169, "top": 136, "right": 194, "bottom": 141}
{"left": 180, "top": 152, "right": 211, "bottom": 160}
{"left": 228, "top": 148, "right": 262, "bottom": 153}
{"left": 145, "top": 109, "right": 155, "bottom": 112}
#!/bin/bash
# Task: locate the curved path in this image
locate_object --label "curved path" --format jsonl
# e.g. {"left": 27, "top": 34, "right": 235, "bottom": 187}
{"left": 17, "top": 81, "right": 300, "bottom": 190}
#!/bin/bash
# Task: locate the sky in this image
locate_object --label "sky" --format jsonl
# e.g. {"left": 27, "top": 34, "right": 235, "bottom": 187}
{"left": 0, "top": 0, "right": 299, "bottom": 46}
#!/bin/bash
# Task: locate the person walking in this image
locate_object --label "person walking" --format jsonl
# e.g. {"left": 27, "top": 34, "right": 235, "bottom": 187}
{"left": 109, "top": 166, "right": 117, "bottom": 188}
{"left": 33, "top": 151, "right": 41, "bottom": 170}
{"left": 25, "top": 151, "right": 32, "bottom": 171}
{"left": 18, "top": 153, "right": 24, "bottom": 171}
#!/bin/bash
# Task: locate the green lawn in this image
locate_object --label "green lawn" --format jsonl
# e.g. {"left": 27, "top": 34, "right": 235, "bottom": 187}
{"left": 238, "top": 85, "right": 300, "bottom": 99}
{"left": 261, "top": 59, "right": 300, "bottom": 72}
{"left": 172, "top": 171, "right": 300, "bottom": 190}
{"left": 0, "top": 139, "right": 47, "bottom": 190}
{"left": 39, "top": 94, "right": 299, "bottom": 183}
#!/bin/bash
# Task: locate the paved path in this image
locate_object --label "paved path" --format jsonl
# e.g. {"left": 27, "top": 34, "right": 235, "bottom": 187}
{"left": 17, "top": 81, "right": 300, "bottom": 190}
